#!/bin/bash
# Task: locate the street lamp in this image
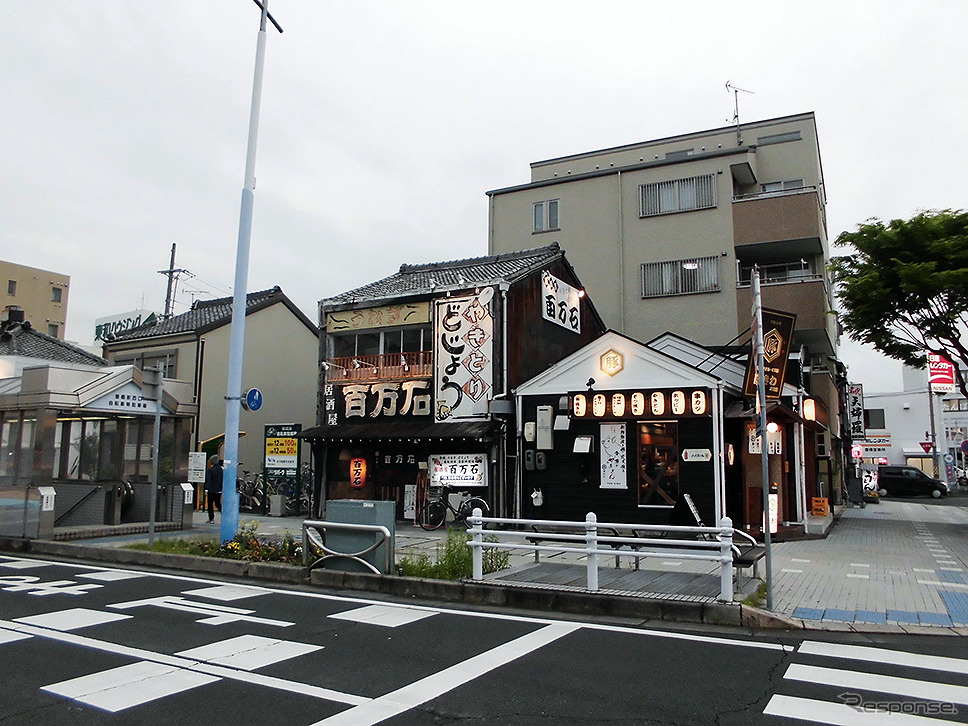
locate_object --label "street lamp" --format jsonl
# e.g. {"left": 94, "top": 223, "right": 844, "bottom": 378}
{"left": 221, "top": 0, "right": 283, "bottom": 544}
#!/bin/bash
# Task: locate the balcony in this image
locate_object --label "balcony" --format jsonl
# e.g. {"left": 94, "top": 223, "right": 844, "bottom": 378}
{"left": 735, "top": 276, "right": 836, "bottom": 353}
{"left": 324, "top": 351, "right": 433, "bottom": 383}
{"left": 732, "top": 187, "right": 825, "bottom": 250}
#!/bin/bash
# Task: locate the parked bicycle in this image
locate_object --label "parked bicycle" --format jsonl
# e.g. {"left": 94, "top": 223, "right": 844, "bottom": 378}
{"left": 236, "top": 468, "right": 265, "bottom": 512}
{"left": 418, "top": 487, "right": 489, "bottom": 531}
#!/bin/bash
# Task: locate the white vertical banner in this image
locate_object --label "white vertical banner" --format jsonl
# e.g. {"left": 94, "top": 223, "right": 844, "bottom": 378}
{"left": 541, "top": 271, "right": 581, "bottom": 334}
{"left": 600, "top": 423, "right": 627, "bottom": 488}
{"left": 434, "top": 289, "right": 494, "bottom": 420}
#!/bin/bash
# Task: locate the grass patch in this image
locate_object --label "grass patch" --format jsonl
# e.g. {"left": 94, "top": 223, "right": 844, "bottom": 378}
{"left": 738, "top": 579, "right": 768, "bottom": 608}
{"left": 397, "top": 528, "right": 510, "bottom": 580}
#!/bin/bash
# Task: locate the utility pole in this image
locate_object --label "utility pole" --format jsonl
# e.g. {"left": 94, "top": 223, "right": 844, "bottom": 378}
{"left": 751, "top": 267, "right": 774, "bottom": 610}
{"left": 158, "top": 243, "right": 188, "bottom": 319}
{"left": 221, "top": 0, "right": 283, "bottom": 544}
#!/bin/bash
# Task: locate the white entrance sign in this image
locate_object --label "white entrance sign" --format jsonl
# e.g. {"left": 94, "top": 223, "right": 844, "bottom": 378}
{"left": 599, "top": 423, "right": 627, "bottom": 489}
{"left": 429, "top": 454, "right": 488, "bottom": 488}
{"left": 541, "top": 271, "right": 581, "bottom": 334}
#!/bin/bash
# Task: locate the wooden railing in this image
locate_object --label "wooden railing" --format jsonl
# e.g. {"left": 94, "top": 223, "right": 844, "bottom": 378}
{"left": 324, "top": 351, "right": 433, "bottom": 382}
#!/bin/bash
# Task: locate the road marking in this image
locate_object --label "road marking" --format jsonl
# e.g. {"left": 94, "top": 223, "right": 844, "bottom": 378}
{"left": 0, "top": 618, "right": 368, "bottom": 706}
{"left": 0, "top": 576, "right": 102, "bottom": 596}
{"left": 785, "top": 662, "right": 968, "bottom": 705}
{"left": 0, "top": 559, "right": 49, "bottom": 570}
{"left": 913, "top": 568, "right": 936, "bottom": 573}
{"left": 309, "top": 623, "right": 579, "bottom": 726}
{"left": 43, "top": 661, "right": 218, "bottom": 712}
{"left": 781, "top": 569, "right": 803, "bottom": 574}
{"left": 329, "top": 604, "right": 437, "bottom": 628}
{"left": 182, "top": 585, "right": 270, "bottom": 601}
{"left": 846, "top": 574, "right": 869, "bottom": 579}
{"left": 0, "top": 628, "right": 31, "bottom": 645}
{"left": 918, "top": 580, "right": 968, "bottom": 589}
{"left": 791, "top": 558, "right": 811, "bottom": 563}
{"left": 848, "top": 563, "right": 870, "bottom": 568}
{"left": 176, "top": 634, "right": 321, "bottom": 671}
{"left": 764, "top": 694, "right": 957, "bottom": 725}
{"left": 108, "top": 595, "right": 292, "bottom": 627}
{"left": 798, "top": 640, "right": 968, "bottom": 675}
{"left": 76, "top": 570, "right": 144, "bottom": 582}
{"left": 940, "top": 568, "right": 965, "bottom": 572}
{"left": 15, "top": 608, "right": 131, "bottom": 631}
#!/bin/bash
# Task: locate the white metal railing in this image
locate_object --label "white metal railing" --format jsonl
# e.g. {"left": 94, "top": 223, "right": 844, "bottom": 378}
{"left": 466, "top": 511, "right": 736, "bottom": 602}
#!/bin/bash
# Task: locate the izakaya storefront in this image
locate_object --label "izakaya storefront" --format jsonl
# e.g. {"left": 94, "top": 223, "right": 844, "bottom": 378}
{"left": 513, "top": 332, "right": 731, "bottom": 527}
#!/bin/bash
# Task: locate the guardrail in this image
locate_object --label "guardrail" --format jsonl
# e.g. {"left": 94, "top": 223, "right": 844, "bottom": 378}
{"left": 301, "top": 519, "right": 393, "bottom": 575}
{"left": 466, "top": 511, "right": 737, "bottom": 602}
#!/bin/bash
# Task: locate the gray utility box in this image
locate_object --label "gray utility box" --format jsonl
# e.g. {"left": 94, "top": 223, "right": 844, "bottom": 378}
{"left": 179, "top": 483, "right": 195, "bottom": 529}
{"left": 324, "top": 499, "right": 396, "bottom": 574}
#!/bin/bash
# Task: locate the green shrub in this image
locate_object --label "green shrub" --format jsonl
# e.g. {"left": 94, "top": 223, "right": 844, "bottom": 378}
{"left": 397, "top": 529, "right": 510, "bottom": 580}
{"left": 129, "top": 520, "right": 302, "bottom": 564}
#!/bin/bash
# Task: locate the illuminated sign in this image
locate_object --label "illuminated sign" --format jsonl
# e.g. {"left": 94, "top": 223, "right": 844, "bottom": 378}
{"left": 743, "top": 307, "right": 797, "bottom": 400}
{"left": 350, "top": 457, "right": 367, "bottom": 488}
{"left": 570, "top": 388, "right": 711, "bottom": 420}
{"left": 599, "top": 348, "right": 623, "bottom": 376}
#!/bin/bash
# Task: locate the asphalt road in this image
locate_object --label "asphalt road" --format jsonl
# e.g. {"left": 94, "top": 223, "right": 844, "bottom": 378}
{"left": 2, "top": 555, "right": 968, "bottom": 725}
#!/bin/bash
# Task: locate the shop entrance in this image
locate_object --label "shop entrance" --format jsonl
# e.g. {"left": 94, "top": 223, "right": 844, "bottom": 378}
{"left": 637, "top": 421, "right": 679, "bottom": 508}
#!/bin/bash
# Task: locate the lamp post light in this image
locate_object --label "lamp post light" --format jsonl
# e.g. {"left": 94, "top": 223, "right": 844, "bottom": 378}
{"left": 220, "top": 0, "right": 283, "bottom": 544}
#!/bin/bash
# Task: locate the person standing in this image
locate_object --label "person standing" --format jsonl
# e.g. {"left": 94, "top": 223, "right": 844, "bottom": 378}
{"left": 205, "top": 454, "right": 223, "bottom": 523}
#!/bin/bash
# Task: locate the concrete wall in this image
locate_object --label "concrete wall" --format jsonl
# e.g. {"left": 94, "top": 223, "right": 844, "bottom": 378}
{"left": 0, "top": 260, "right": 70, "bottom": 339}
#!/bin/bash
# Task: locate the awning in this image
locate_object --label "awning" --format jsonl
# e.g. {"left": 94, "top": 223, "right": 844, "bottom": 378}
{"left": 723, "top": 400, "right": 827, "bottom": 431}
{"left": 298, "top": 420, "right": 496, "bottom": 441}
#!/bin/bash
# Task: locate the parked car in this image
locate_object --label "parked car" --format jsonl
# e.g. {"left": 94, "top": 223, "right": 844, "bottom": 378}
{"left": 877, "top": 465, "right": 948, "bottom": 499}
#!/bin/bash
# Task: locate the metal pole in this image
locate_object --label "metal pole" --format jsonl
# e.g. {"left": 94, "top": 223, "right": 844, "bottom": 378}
{"left": 148, "top": 367, "right": 163, "bottom": 545}
{"left": 221, "top": 1, "right": 280, "bottom": 543}
{"left": 752, "top": 268, "right": 774, "bottom": 610}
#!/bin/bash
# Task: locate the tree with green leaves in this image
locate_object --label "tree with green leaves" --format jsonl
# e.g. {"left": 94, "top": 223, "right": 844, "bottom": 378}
{"left": 831, "top": 209, "right": 968, "bottom": 398}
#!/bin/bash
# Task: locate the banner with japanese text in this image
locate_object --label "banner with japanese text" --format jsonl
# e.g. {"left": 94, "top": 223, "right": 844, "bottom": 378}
{"left": 434, "top": 290, "right": 493, "bottom": 420}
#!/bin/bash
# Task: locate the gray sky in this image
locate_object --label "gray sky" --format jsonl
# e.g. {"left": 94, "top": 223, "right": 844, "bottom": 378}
{"left": 4, "top": 1, "right": 966, "bottom": 392}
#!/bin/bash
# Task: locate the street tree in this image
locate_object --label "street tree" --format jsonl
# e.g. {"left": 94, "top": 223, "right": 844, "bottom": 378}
{"left": 831, "top": 209, "right": 968, "bottom": 398}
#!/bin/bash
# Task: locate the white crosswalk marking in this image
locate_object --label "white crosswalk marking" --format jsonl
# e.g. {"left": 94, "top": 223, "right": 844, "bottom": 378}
{"left": 765, "top": 694, "right": 959, "bottom": 725}
{"left": 764, "top": 641, "right": 968, "bottom": 725}
{"left": 176, "top": 635, "right": 321, "bottom": 670}
{"left": 329, "top": 604, "right": 436, "bottom": 627}
{"left": 108, "top": 595, "right": 292, "bottom": 627}
{"left": 15, "top": 608, "right": 131, "bottom": 631}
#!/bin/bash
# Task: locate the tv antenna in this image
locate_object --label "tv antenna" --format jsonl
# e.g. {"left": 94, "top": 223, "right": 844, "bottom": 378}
{"left": 725, "top": 81, "right": 754, "bottom": 145}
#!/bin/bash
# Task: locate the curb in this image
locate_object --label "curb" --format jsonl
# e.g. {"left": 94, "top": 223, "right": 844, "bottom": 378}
{"left": 2, "top": 537, "right": 771, "bottom": 629}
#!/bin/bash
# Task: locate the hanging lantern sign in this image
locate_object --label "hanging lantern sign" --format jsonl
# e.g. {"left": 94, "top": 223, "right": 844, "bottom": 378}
{"left": 350, "top": 457, "right": 367, "bottom": 488}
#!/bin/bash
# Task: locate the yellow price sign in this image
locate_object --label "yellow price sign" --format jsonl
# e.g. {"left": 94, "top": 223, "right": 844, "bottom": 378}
{"left": 266, "top": 437, "right": 297, "bottom": 456}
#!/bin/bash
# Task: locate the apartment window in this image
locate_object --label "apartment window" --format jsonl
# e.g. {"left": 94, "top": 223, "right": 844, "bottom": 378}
{"left": 641, "top": 256, "right": 720, "bottom": 298}
{"left": 756, "top": 130, "right": 801, "bottom": 146}
{"left": 51, "top": 286, "right": 63, "bottom": 303}
{"left": 330, "top": 327, "right": 432, "bottom": 358}
{"left": 6, "top": 280, "right": 15, "bottom": 296}
{"left": 533, "top": 199, "right": 559, "bottom": 232}
{"left": 47, "top": 324, "right": 59, "bottom": 337}
{"left": 864, "top": 409, "right": 886, "bottom": 430}
{"left": 640, "top": 174, "right": 715, "bottom": 217}
{"left": 761, "top": 179, "right": 804, "bottom": 193}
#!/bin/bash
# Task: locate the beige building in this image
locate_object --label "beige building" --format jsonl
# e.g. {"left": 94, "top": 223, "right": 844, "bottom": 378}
{"left": 487, "top": 112, "right": 844, "bottom": 513}
{"left": 102, "top": 287, "right": 319, "bottom": 478}
{"left": 1, "top": 261, "right": 70, "bottom": 339}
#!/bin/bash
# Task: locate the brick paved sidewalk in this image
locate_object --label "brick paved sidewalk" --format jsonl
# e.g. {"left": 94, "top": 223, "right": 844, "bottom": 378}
{"left": 769, "top": 497, "right": 968, "bottom": 628}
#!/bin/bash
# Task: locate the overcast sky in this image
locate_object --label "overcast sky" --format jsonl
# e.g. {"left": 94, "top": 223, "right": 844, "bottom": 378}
{"left": 4, "top": 1, "right": 966, "bottom": 391}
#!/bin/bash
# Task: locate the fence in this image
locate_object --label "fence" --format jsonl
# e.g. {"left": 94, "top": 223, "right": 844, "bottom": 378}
{"left": 467, "top": 511, "right": 737, "bottom": 602}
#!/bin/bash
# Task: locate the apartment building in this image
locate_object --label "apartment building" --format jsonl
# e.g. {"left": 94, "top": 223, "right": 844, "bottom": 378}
{"left": 487, "top": 112, "right": 844, "bottom": 517}
{"left": 1, "top": 261, "right": 70, "bottom": 339}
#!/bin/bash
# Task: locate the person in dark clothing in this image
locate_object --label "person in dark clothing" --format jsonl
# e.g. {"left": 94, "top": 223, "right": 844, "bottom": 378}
{"left": 205, "top": 454, "right": 223, "bottom": 523}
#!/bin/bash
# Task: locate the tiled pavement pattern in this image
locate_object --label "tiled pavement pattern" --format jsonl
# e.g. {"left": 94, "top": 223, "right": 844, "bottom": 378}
{"left": 770, "top": 499, "right": 968, "bottom": 627}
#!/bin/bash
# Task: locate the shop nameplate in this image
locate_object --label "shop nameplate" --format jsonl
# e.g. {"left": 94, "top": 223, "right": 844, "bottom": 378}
{"left": 429, "top": 454, "right": 488, "bottom": 489}
{"left": 681, "top": 449, "right": 712, "bottom": 462}
{"left": 569, "top": 388, "right": 710, "bottom": 421}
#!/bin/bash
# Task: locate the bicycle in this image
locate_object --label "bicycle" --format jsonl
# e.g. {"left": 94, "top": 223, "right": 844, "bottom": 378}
{"left": 418, "top": 487, "right": 489, "bottom": 531}
{"left": 236, "top": 468, "right": 265, "bottom": 512}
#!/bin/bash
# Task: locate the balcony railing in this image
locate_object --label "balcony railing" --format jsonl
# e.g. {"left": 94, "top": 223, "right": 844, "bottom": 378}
{"left": 324, "top": 351, "right": 433, "bottom": 382}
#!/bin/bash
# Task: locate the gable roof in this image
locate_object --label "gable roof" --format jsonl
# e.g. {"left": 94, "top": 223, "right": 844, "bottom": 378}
{"left": 514, "top": 330, "right": 725, "bottom": 396}
{"left": 323, "top": 243, "right": 566, "bottom": 308}
{"left": 106, "top": 286, "right": 317, "bottom": 343}
{"left": 0, "top": 322, "right": 108, "bottom": 366}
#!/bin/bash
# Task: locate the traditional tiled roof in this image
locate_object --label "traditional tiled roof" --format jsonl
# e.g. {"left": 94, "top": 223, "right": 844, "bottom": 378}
{"left": 107, "top": 287, "right": 316, "bottom": 342}
{"left": 0, "top": 323, "right": 108, "bottom": 366}
{"left": 324, "top": 243, "right": 564, "bottom": 307}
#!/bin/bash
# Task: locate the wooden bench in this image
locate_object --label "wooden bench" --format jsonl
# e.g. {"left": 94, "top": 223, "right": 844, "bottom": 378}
{"left": 526, "top": 524, "right": 628, "bottom": 567}
{"left": 676, "top": 493, "right": 766, "bottom": 578}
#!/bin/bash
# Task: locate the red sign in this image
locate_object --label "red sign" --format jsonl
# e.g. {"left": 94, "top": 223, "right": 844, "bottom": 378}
{"left": 350, "top": 457, "right": 367, "bottom": 488}
{"left": 929, "top": 353, "right": 956, "bottom": 393}
{"left": 920, "top": 441, "right": 934, "bottom": 453}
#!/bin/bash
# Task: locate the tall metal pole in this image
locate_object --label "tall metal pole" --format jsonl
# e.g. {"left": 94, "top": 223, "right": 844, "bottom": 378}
{"left": 221, "top": 1, "right": 281, "bottom": 543}
{"left": 752, "top": 268, "right": 774, "bottom": 610}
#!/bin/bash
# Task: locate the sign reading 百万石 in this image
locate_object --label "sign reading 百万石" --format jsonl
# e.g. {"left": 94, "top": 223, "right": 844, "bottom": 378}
{"left": 429, "top": 454, "right": 488, "bottom": 488}
{"left": 541, "top": 271, "right": 581, "bottom": 334}
{"left": 322, "top": 381, "right": 432, "bottom": 426}
{"left": 434, "top": 290, "right": 493, "bottom": 421}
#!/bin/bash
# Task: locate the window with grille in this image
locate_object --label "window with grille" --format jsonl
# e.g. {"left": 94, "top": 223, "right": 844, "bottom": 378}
{"left": 641, "top": 256, "right": 720, "bottom": 298}
{"left": 640, "top": 174, "right": 715, "bottom": 217}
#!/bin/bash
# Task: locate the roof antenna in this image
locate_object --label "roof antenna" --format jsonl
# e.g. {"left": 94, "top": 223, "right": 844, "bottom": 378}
{"left": 725, "top": 81, "right": 754, "bottom": 146}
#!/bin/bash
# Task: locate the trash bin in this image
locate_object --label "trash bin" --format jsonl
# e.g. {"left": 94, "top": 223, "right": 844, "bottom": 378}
{"left": 323, "top": 500, "right": 396, "bottom": 574}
